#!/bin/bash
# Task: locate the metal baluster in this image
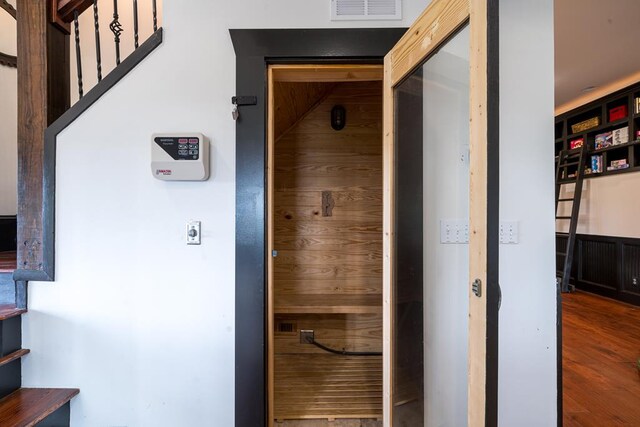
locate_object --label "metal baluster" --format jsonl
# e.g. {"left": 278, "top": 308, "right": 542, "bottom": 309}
{"left": 152, "top": 0, "right": 157, "bottom": 32}
{"left": 93, "top": 0, "right": 102, "bottom": 81}
{"left": 133, "top": 0, "right": 139, "bottom": 49}
{"left": 110, "top": 0, "right": 123, "bottom": 65}
{"left": 74, "top": 10, "right": 84, "bottom": 98}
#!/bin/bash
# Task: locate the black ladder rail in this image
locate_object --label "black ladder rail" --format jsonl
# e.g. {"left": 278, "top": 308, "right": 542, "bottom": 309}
{"left": 555, "top": 144, "right": 588, "bottom": 292}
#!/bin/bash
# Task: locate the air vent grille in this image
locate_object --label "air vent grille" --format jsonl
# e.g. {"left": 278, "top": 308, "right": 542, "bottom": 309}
{"left": 276, "top": 322, "right": 297, "bottom": 334}
{"left": 332, "top": 0, "right": 401, "bottom": 20}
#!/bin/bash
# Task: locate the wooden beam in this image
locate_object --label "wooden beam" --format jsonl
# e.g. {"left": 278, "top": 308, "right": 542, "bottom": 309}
{"left": 16, "top": 0, "right": 69, "bottom": 279}
{"left": 271, "top": 65, "right": 383, "bottom": 83}
{"left": 50, "top": 0, "right": 93, "bottom": 33}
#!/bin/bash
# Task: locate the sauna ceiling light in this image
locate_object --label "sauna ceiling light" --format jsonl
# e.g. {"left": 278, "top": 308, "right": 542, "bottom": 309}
{"left": 331, "top": 0, "right": 402, "bottom": 21}
{"left": 331, "top": 105, "right": 346, "bottom": 131}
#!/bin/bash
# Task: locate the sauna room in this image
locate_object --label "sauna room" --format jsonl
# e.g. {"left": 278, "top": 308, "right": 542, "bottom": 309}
{"left": 267, "top": 65, "right": 384, "bottom": 425}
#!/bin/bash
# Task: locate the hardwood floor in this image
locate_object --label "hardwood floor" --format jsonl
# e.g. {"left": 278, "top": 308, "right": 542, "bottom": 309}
{"left": 0, "top": 251, "right": 16, "bottom": 272}
{"left": 563, "top": 291, "right": 640, "bottom": 426}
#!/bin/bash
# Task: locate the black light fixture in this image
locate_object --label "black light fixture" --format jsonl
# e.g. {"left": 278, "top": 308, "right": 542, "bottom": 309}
{"left": 331, "top": 105, "right": 346, "bottom": 130}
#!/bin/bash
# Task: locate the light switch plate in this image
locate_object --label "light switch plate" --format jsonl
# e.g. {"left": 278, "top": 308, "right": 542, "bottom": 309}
{"left": 499, "top": 221, "right": 519, "bottom": 244}
{"left": 187, "top": 221, "right": 201, "bottom": 245}
{"left": 440, "top": 220, "right": 469, "bottom": 244}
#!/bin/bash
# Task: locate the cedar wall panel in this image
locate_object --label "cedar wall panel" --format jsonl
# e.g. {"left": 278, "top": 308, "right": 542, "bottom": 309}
{"left": 273, "top": 81, "right": 383, "bottom": 421}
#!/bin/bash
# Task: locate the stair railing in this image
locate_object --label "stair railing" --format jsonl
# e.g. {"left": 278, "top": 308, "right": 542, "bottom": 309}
{"left": 14, "top": 0, "right": 163, "bottom": 282}
{"left": 51, "top": 0, "right": 159, "bottom": 100}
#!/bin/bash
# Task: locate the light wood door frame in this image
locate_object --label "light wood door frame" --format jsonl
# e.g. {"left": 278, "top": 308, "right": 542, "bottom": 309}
{"left": 382, "top": 0, "right": 500, "bottom": 426}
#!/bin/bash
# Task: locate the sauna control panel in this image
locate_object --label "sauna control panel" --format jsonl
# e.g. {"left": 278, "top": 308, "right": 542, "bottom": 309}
{"left": 151, "top": 133, "right": 210, "bottom": 181}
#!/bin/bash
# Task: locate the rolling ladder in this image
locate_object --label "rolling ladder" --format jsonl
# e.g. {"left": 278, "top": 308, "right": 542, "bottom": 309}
{"left": 555, "top": 144, "right": 588, "bottom": 293}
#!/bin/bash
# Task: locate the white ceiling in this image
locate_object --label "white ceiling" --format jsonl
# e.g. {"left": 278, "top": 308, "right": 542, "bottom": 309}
{"left": 555, "top": 0, "right": 640, "bottom": 106}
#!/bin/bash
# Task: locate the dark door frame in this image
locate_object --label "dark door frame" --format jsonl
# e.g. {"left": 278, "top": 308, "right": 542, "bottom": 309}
{"left": 230, "top": 28, "right": 406, "bottom": 427}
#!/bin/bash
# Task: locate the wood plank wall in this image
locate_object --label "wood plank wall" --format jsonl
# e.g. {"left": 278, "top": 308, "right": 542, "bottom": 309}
{"left": 273, "top": 81, "right": 383, "bottom": 421}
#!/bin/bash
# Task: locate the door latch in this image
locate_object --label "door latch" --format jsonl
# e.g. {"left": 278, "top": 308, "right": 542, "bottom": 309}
{"left": 472, "top": 279, "right": 482, "bottom": 297}
{"left": 231, "top": 96, "right": 257, "bottom": 121}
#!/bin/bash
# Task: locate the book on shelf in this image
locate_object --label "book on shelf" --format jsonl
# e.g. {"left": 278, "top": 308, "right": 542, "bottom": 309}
{"left": 609, "top": 105, "right": 627, "bottom": 122}
{"left": 607, "top": 163, "right": 630, "bottom": 171}
{"left": 591, "top": 155, "right": 603, "bottom": 173}
{"left": 612, "top": 127, "right": 629, "bottom": 146}
{"left": 595, "top": 132, "right": 613, "bottom": 150}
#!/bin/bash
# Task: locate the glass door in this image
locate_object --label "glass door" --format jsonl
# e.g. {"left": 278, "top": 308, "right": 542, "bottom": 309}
{"left": 382, "top": 1, "right": 499, "bottom": 426}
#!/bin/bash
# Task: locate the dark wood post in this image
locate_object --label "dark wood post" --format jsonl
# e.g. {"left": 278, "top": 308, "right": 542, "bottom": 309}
{"left": 15, "top": 0, "right": 70, "bottom": 280}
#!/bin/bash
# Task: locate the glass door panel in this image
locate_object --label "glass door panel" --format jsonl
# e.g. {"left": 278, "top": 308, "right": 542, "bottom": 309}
{"left": 393, "top": 24, "right": 470, "bottom": 427}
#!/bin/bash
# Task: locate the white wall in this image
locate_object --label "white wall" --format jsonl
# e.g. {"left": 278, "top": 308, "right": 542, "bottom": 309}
{"left": 0, "top": 0, "right": 17, "bottom": 215}
{"left": 22, "top": 1, "right": 425, "bottom": 426}
{"left": 499, "top": 0, "right": 558, "bottom": 426}
{"left": 21, "top": 0, "right": 558, "bottom": 425}
{"left": 558, "top": 159, "right": 640, "bottom": 239}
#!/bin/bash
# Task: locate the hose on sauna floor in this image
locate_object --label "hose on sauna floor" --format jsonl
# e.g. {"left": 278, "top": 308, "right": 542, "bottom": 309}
{"left": 305, "top": 336, "right": 382, "bottom": 357}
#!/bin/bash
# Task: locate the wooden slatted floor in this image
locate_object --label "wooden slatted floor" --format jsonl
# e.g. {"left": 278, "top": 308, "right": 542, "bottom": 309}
{"left": 0, "top": 251, "right": 16, "bottom": 273}
{"left": 275, "top": 419, "right": 381, "bottom": 426}
{"left": 274, "top": 354, "right": 382, "bottom": 421}
{"left": 563, "top": 291, "right": 640, "bottom": 426}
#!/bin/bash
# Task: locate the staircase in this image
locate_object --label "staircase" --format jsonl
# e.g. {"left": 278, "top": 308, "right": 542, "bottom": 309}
{"left": 4, "top": 1, "right": 163, "bottom": 423}
{"left": 0, "top": 271, "right": 79, "bottom": 426}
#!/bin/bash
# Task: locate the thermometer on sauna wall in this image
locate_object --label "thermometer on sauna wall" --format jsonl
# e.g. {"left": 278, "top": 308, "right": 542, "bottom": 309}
{"left": 151, "top": 133, "right": 210, "bottom": 181}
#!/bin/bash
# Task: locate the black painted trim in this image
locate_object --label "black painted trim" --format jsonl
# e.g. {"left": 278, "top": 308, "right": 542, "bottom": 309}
{"left": 12, "top": 28, "right": 163, "bottom": 283}
{"left": 37, "top": 401, "right": 71, "bottom": 427}
{"left": 486, "top": 1, "right": 500, "bottom": 425}
{"left": 0, "top": 216, "right": 17, "bottom": 252}
{"left": 557, "top": 278, "right": 563, "bottom": 427}
{"left": 231, "top": 28, "right": 405, "bottom": 427}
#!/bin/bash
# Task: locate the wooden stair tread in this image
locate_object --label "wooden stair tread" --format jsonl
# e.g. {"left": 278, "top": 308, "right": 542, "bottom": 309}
{"left": 274, "top": 294, "right": 382, "bottom": 314}
{"left": 0, "top": 349, "right": 30, "bottom": 367}
{"left": 0, "top": 305, "right": 26, "bottom": 321}
{"left": 0, "top": 251, "right": 17, "bottom": 273}
{"left": 0, "top": 388, "right": 79, "bottom": 427}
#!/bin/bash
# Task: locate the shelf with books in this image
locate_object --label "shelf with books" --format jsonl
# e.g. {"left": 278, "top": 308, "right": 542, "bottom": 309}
{"left": 556, "top": 81, "right": 640, "bottom": 181}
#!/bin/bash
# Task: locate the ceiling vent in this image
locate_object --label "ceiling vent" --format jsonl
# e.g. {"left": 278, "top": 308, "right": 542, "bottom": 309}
{"left": 331, "top": 0, "right": 402, "bottom": 21}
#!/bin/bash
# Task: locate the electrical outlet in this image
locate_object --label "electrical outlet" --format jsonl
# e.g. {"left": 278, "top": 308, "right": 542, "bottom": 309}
{"left": 440, "top": 220, "right": 469, "bottom": 244}
{"left": 499, "top": 221, "right": 519, "bottom": 244}
{"left": 300, "top": 330, "right": 314, "bottom": 344}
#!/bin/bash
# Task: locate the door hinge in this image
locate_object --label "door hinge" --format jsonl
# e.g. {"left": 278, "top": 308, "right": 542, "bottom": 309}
{"left": 472, "top": 279, "right": 482, "bottom": 297}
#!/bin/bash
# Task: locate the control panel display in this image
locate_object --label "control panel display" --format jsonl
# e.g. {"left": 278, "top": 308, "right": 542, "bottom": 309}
{"left": 151, "top": 133, "right": 209, "bottom": 181}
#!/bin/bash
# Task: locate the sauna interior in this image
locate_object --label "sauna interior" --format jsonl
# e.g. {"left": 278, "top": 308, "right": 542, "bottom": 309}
{"left": 268, "top": 65, "right": 383, "bottom": 425}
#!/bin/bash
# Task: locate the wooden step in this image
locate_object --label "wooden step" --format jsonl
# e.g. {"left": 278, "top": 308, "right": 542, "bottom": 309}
{"left": 0, "top": 388, "right": 79, "bottom": 427}
{"left": 0, "top": 305, "right": 26, "bottom": 321}
{"left": 0, "top": 349, "right": 29, "bottom": 368}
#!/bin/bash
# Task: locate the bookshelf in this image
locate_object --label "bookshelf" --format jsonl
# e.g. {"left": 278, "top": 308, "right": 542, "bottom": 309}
{"left": 555, "top": 82, "right": 640, "bottom": 183}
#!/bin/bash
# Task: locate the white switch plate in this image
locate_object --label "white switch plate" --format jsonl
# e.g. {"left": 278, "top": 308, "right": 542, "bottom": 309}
{"left": 499, "top": 221, "right": 519, "bottom": 244}
{"left": 440, "top": 220, "right": 469, "bottom": 244}
{"left": 186, "top": 221, "right": 201, "bottom": 245}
